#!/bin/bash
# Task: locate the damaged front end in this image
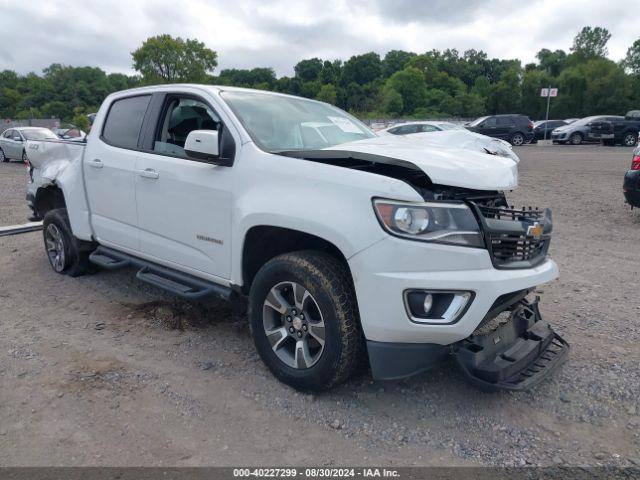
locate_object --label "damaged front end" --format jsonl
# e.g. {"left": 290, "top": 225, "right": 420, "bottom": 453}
{"left": 454, "top": 295, "right": 569, "bottom": 391}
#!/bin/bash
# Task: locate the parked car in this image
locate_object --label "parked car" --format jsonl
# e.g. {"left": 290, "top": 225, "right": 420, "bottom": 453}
{"left": 0, "top": 127, "right": 58, "bottom": 163}
{"left": 378, "top": 121, "right": 463, "bottom": 136}
{"left": 588, "top": 111, "right": 640, "bottom": 147}
{"left": 25, "top": 85, "right": 568, "bottom": 392}
{"left": 551, "top": 115, "right": 623, "bottom": 145}
{"left": 531, "top": 120, "right": 568, "bottom": 143}
{"left": 53, "top": 125, "right": 87, "bottom": 142}
{"left": 465, "top": 114, "right": 534, "bottom": 146}
{"left": 623, "top": 144, "right": 640, "bottom": 208}
{"left": 564, "top": 118, "right": 579, "bottom": 124}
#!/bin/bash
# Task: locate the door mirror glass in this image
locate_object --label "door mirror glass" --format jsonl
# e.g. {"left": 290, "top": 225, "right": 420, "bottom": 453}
{"left": 185, "top": 130, "right": 219, "bottom": 161}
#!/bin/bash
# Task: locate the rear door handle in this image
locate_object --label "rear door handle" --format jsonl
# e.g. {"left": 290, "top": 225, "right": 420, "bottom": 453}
{"left": 88, "top": 159, "right": 103, "bottom": 169}
{"left": 138, "top": 168, "right": 159, "bottom": 179}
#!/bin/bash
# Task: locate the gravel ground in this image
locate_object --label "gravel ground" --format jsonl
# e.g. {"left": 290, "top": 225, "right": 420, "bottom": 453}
{"left": 0, "top": 146, "right": 639, "bottom": 467}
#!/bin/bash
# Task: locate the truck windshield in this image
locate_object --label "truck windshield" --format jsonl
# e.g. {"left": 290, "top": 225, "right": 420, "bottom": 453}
{"left": 220, "top": 90, "right": 375, "bottom": 152}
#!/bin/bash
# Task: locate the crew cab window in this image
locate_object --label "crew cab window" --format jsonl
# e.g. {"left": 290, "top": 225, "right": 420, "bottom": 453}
{"left": 153, "top": 97, "right": 219, "bottom": 158}
{"left": 102, "top": 95, "right": 151, "bottom": 149}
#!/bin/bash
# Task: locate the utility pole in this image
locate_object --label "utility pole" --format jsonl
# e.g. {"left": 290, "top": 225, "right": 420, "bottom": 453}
{"left": 543, "top": 85, "right": 551, "bottom": 141}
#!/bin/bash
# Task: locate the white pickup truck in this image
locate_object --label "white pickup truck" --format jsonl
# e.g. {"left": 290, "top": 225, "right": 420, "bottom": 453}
{"left": 24, "top": 85, "right": 568, "bottom": 391}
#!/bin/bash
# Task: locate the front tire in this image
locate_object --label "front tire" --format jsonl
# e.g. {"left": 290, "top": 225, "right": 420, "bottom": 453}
{"left": 42, "top": 208, "right": 93, "bottom": 277}
{"left": 249, "top": 251, "right": 363, "bottom": 391}
{"left": 569, "top": 132, "right": 583, "bottom": 145}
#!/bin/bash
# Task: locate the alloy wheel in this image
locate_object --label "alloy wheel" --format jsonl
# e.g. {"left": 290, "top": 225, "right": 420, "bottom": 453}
{"left": 262, "top": 281, "right": 325, "bottom": 369}
{"left": 511, "top": 134, "right": 524, "bottom": 146}
{"left": 623, "top": 134, "right": 637, "bottom": 147}
{"left": 45, "top": 224, "right": 66, "bottom": 272}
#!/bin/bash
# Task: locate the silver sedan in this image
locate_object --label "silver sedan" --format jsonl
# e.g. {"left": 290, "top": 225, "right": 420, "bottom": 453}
{"left": 0, "top": 127, "right": 58, "bottom": 163}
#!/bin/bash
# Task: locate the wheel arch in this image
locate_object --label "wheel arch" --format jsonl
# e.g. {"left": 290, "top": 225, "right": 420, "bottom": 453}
{"left": 240, "top": 225, "right": 352, "bottom": 294}
{"left": 34, "top": 184, "right": 67, "bottom": 219}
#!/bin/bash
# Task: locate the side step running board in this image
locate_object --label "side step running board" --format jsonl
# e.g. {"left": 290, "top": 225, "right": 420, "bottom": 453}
{"left": 89, "top": 246, "right": 232, "bottom": 300}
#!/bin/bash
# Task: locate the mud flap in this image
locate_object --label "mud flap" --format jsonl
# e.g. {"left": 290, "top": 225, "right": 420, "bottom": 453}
{"left": 454, "top": 298, "right": 569, "bottom": 391}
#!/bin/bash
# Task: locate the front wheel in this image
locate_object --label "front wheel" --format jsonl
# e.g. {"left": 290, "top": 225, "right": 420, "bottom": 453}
{"left": 569, "top": 132, "right": 583, "bottom": 145}
{"left": 510, "top": 132, "right": 525, "bottom": 146}
{"left": 622, "top": 132, "right": 638, "bottom": 147}
{"left": 42, "top": 208, "right": 93, "bottom": 277}
{"left": 249, "top": 251, "right": 363, "bottom": 391}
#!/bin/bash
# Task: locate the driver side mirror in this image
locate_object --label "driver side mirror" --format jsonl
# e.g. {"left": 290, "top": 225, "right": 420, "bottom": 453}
{"left": 185, "top": 128, "right": 235, "bottom": 167}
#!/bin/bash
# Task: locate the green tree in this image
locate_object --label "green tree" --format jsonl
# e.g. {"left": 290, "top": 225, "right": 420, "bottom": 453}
{"left": 381, "top": 88, "right": 403, "bottom": 115}
{"left": 536, "top": 49, "right": 567, "bottom": 76}
{"left": 385, "top": 67, "right": 427, "bottom": 114}
{"left": 382, "top": 50, "right": 415, "bottom": 78}
{"left": 571, "top": 26, "right": 611, "bottom": 58}
{"left": 132, "top": 34, "right": 217, "bottom": 83}
{"left": 316, "top": 84, "right": 337, "bottom": 105}
{"left": 624, "top": 39, "right": 640, "bottom": 74}
{"left": 342, "top": 52, "right": 382, "bottom": 85}
{"left": 294, "top": 58, "right": 323, "bottom": 82}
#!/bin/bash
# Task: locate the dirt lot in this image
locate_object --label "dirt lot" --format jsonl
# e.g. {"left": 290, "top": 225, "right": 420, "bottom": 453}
{"left": 0, "top": 146, "right": 639, "bottom": 467}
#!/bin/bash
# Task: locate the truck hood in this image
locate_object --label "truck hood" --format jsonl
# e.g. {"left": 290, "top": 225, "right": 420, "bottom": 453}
{"left": 323, "top": 135, "right": 518, "bottom": 190}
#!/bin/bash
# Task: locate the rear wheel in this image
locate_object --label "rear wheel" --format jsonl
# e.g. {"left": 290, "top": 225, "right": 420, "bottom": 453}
{"left": 569, "top": 132, "right": 583, "bottom": 145}
{"left": 22, "top": 150, "right": 28, "bottom": 164}
{"left": 509, "top": 132, "right": 525, "bottom": 146}
{"left": 42, "top": 208, "right": 93, "bottom": 277}
{"left": 622, "top": 132, "right": 638, "bottom": 147}
{"left": 0, "top": 148, "right": 7, "bottom": 162}
{"left": 249, "top": 251, "right": 363, "bottom": 391}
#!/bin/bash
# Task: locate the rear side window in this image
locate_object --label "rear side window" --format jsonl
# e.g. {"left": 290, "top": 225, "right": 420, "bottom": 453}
{"left": 102, "top": 95, "right": 151, "bottom": 149}
{"left": 497, "top": 117, "right": 513, "bottom": 126}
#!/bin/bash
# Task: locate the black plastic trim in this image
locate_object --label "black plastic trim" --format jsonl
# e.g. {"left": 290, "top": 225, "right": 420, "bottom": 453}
{"left": 366, "top": 340, "right": 449, "bottom": 380}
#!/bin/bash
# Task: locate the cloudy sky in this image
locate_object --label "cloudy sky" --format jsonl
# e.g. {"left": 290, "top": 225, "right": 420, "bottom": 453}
{"left": 0, "top": 0, "right": 638, "bottom": 77}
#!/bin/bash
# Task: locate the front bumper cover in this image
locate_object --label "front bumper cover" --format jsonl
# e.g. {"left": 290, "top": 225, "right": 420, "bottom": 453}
{"left": 453, "top": 297, "right": 569, "bottom": 391}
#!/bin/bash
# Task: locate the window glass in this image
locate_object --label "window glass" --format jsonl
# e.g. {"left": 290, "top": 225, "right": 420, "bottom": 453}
{"left": 154, "top": 97, "right": 219, "bottom": 157}
{"left": 221, "top": 90, "right": 374, "bottom": 152}
{"left": 3, "top": 129, "right": 13, "bottom": 138}
{"left": 420, "top": 124, "right": 439, "bottom": 132}
{"left": 102, "top": 95, "right": 151, "bottom": 149}
{"left": 483, "top": 117, "right": 497, "bottom": 127}
{"left": 497, "top": 117, "right": 512, "bottom": 126}
{"left": 22, "top": 129, "right": 58, "bottom": 141}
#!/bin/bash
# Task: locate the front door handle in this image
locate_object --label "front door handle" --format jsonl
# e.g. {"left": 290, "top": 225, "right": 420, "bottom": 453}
{"left": 88, "top": 159, "right": 103, "bottom": 169}
{"left": 138, "top": 168, "right": 159, "bottom": 179}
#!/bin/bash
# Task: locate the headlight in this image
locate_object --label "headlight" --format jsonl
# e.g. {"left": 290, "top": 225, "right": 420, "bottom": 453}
{"left": 373, "top": 199, "right": 484, "bottom": 248}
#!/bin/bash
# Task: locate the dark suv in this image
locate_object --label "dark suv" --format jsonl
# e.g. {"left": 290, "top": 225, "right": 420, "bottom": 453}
{"left": 465, "top": 114, "right": 534, "bottom": 146}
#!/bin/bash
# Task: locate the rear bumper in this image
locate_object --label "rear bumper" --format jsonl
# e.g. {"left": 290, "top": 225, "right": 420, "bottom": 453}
{"left": 623, "top": 170, "right": 640, "bottom": 207}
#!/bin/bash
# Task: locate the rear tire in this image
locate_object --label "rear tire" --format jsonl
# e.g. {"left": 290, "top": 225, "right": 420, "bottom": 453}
{"left": 0, "top": 148, "right": 7, "bottom": 162}
{"left": 42, "top": 208, "right": 93, "bottom": 277}
{"left": 22, "top": 150, "right": 28, "bottom": 164}
{"left": 509, "top": 132, "right": 525, "bottom": 146}
{"left": 622, "top": 132, "right": 638, "bottom": 147}
{"left": 248, "top": 251, "right": 363, "bottom": 391}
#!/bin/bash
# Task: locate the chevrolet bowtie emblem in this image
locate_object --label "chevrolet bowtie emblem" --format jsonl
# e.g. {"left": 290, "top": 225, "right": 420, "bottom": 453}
{"left": 527, "top": 222, "right": 544, "bottom": 240}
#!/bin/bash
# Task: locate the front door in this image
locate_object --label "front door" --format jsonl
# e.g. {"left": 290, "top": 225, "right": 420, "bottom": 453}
{"left": 83, "top": 94, "right": 152, "bottom": 251}
{"left": 135, "top": 94, "right": 233, "bottom": 280}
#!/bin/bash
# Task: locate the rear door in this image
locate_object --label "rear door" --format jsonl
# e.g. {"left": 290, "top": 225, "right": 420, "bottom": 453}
{"left": 134, "top": 92, "right": 234, "bottom": 279}
{"left": 6, "top": 129, "right": 23, "bottom": 158}
{"left": 495, "top": 116, "right": 513, "bottom": 139}
{"left": 83, "top": 94, "right": 151, "bottom": 251}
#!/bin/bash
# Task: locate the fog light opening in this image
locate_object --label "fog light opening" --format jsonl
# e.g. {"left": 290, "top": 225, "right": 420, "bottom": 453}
{"left": 404, "top": 290, "right": 474, "bottom": 325}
